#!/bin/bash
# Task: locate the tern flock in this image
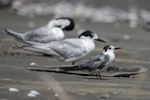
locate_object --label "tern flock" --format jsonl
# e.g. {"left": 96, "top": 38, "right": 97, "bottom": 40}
{"left": 4, "top": 17, "right": 121, "bottom": 79}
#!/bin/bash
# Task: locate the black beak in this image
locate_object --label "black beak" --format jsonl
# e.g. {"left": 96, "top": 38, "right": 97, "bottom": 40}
{"left": 114, "top": 47, "right": 121, "bottom": 50}
{"left": 95, "top": 38, "right": 106, "bottom": 43}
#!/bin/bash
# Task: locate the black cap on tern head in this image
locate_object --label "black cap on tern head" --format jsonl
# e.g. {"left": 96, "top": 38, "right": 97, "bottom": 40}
{"left": 79, "top": 30, "right": 106, "bottom": 43}
{"left": 79, "top": 30, "right": 94, "bottom": 38}
{"left": 56, "top": 17, "right": 75, "bottom": 31}
{"left": 103, "top": 45, "right": 111, "bottom": 52}
{"left": 103, "top": 45, "right": 121, "bottom": 52}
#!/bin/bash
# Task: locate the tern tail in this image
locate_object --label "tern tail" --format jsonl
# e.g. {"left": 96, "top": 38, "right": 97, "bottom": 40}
{"left": 4, "top": 28, "right": 23, "bottom": 40}
{"left": 23, "top": 46, "right": 48, "bottom": 54}
{"left": 23, "top": 45, "right": 58, "bottom": 56}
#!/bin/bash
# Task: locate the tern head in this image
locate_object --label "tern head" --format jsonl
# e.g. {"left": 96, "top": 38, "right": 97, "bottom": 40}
{"left": 103, "top": 45, "right": 121, "bottom": 54}
{"left": 53, "top": 17, "right": 75, "bottom": 31}
{"left": 79, "top": 30, "right": 106, "bottom": 43}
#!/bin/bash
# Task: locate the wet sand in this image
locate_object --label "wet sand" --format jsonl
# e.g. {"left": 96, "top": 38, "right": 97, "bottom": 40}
{"left": 0, "top": 11, "right": 150, "bottom": 100}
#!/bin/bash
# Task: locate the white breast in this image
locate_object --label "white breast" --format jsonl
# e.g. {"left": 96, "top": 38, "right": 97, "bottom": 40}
{"left": 50, "top": 27, "right": 65, "bottom": 41}
{"left": 107, "top": 52, "right": 115, "bottom": 66}
{"left": 81, "top": 39, "right": 95, "bottom": 54}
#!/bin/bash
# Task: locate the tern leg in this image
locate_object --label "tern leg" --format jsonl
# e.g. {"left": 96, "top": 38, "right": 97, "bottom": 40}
{"left": 72, "top": 62, "right": 75, "bottom": 65}
{"left": 96, "top": 73, "right": 101, "bottom": 79}
{"left": 96, "top": 72, "right": 102, "bottom": 79}
{"left": 95, "top": 70, "right": 102, "bottom": 79}
{"left": 96, "top": 73, "right": 98, "bottom": 79}
{"left": 98, "top": 72, "right": 102, "bottom": 79}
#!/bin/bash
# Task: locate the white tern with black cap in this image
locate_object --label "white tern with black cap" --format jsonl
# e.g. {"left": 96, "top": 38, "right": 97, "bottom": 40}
{"left": 4, "top": 17, "right": 75, "bottom": 45}
{"left": 23, "top": 30, "right": 106, "bottom": 64}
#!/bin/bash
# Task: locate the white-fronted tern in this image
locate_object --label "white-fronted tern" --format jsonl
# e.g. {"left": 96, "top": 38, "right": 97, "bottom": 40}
{"left": 23, "top": 30, "right": 106, "bottom": 64}
{"left": 4, "top": 17, "right": 74, "bottom": 44}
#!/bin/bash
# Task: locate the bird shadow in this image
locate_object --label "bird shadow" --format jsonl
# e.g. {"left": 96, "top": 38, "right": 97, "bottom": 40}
{"left": 50, "top": 71, "right": 92, "bottom": 76}
{"left": 83, "top": 77, "right": 110, "bottom": 80}
{"left": 29, "top": 68, "right": 93, "bottom": 76}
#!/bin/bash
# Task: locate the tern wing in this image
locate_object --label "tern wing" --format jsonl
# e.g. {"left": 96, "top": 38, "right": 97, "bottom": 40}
{"left": 23, "top": 26, "right": 51, "bottom": 42}
{"left": 50, "top": 39, "right": 88, "bottom": 62}
{"left": 24, "top": 27, "right": 64, "bottom": 44}
{"left": 23, "top": 39, "right": 88, "bottom": 62}
{"left": 23, "top": 41, "right": 60, "bottom": 56}
{"left": 5, "top": 27, "right": 51, "bottom": 43}
{"left": 59, "top": 54, "right": 109, "bottom": 71}
{"left": 97, "top": 55, "right": 109, "bottom": 70}
{"left": 82, "top": 54, "right": 109, "bottom": 70}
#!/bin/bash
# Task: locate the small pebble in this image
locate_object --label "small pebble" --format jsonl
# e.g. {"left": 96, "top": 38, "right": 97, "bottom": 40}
{"left": 9, "top": 88, "right": 20, "bottom": 92}
{"left": 28, "top": 93, "right": 36, "bottom": 97}
{"left": 30, "top": 62, "right": 38, "bottom": 66}
{"left": 27, "top": 90, "right": 40, "bottom": 97}
{"left": 30, "top": 90, "right": 40, "bottom": 95}
{"left": 130, "top": 75, "right": 134, "bottom": 78}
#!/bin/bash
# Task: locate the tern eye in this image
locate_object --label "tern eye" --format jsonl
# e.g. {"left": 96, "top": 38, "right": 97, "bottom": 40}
{"left": 108, "top": 47, "right": 111, "bottom": 49}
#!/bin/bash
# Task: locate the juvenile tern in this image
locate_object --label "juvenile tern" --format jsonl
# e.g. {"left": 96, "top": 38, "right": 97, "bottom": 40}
{"left": 61, "top": 45, "right": 121, "bottom": 79}
{"left": 23, "top": 30, "right": 106, "bottom": 64}
{"left": 4, "top": 17, "right": 74, "bottom": 44}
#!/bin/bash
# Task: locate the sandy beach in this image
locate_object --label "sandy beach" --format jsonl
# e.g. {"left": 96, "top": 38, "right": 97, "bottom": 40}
{"left": 0, "top": 10, "right": 150, "bottom": 100}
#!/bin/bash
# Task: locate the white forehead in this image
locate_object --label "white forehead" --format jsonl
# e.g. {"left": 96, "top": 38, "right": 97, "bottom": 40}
{"left": 109, "top": 45, "right": 115, "bottom": 49}
{"left": 93, "top": 33, "right": 98, "bottom": 39}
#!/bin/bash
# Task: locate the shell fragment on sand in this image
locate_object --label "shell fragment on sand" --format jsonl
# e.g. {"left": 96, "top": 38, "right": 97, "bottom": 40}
{"left": 9, "top": 88, "right": 20, "bottom": 92}
{"left": 27, "top": 90, "right": 40, "bottom": 97}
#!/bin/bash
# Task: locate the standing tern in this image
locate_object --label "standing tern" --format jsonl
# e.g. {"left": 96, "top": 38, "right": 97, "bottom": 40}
{"left": 23, "top": 30, "right": 106, "bottom": 64}
{"left": 4, "top": 17, "right": 75, "bottom": 44}
{"left": 61, "top": 45, "right": 121, "bottom": 79}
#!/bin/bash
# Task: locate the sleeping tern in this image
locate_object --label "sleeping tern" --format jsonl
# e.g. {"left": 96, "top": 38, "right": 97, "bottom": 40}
{"left": 23, "top": 30, "right": 106, "bottom": 64}
{"left": 61, "top": 45, "right": 121, "bottom": 79}
{"left": 4, "top": 17, "right": 75, "bottom": 44}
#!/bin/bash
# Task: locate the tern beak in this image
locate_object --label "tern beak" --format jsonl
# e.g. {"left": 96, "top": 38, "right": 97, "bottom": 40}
{"left": 114, "top": 47, "right": 121, "bottom": 50}
{"left": 95, "top": 38, "right": 106, "bottom": 43}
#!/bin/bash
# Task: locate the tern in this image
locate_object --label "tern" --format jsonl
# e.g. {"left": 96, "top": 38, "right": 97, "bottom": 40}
{"left": 23, "top": 30, "right": 106, "bottom": 64}
{"left": 4, "top": 17, "right": 75, "bottom": 44}
{"left": 61, "top": 45, "right": 121, "bottom": 79}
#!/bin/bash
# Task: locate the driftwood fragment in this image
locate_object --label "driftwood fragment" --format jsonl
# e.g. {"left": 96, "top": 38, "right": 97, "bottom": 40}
{"left": 27, "top": 65, "right": 147, "bottom": 77}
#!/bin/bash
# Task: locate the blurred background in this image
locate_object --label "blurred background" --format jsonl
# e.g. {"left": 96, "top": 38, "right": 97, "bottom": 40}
{"left": 0, "top": 0, "right": 150, "bottom": 30}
